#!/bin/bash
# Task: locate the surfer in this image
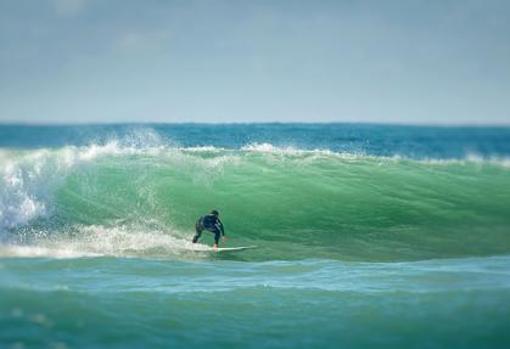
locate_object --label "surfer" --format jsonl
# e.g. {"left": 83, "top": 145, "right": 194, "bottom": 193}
{"left": 192, "top": 209, "right": 226, "bottom": 249}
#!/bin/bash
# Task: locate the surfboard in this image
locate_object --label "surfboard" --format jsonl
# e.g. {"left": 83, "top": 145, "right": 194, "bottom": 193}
{"left": 214, "top": 246, "right": 257, "bottom": 252}
{"left": 184, "top": 245, "right": 257, "bottom": 253}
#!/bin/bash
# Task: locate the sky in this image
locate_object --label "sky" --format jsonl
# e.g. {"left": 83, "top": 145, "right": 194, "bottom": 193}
{"left": 0, "top": 0, "right": 509, "bottom": 124}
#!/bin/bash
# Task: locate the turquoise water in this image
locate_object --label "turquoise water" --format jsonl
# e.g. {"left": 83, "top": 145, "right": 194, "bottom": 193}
{"left": 1, "top": 124, "right": 510, "bottom": 348}
{"left": 2, "top": 257, "right": 510, "bottom": 348}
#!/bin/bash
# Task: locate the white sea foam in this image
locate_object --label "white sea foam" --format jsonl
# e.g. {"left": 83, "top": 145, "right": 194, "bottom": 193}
{"left": 0, "top": 245, "right": 102, "bottom": 258}
{"left": 0, "top": 224, "right": 211, "bottom": 259}
{"left": 240, "top": 143, "right": 510, "bottom": 166}
{"left": 180, "top": 146, "right": 227, "bottom": 152}
{"left": 241, "top": 142, "right": 334, "bottom": 156}
{"left": 411, "top": 153, "right": 510, "bottom": 168}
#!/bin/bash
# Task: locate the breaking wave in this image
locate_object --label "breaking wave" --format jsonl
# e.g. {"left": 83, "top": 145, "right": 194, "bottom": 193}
{"left": 1, "top": 133, "right": 509, "bottom": 261}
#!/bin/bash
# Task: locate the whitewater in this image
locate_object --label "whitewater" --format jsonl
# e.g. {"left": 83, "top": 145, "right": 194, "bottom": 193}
{"left": 1, "top": 123, "right": 509, "bottom": 348}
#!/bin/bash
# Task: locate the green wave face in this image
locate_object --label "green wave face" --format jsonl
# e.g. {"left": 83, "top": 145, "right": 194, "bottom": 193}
{"left": 49, "top": 149, "right": 510, "bottom": 261}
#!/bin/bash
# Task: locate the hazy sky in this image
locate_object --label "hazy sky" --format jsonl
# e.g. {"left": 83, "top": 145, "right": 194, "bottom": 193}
{"left": 1, "top": 0, "right": 509, "bottom": 124}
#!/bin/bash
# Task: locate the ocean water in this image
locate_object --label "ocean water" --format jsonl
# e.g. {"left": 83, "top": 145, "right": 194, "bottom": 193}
{"left": 1, "top": 123, "right": 509, "bottom": 348}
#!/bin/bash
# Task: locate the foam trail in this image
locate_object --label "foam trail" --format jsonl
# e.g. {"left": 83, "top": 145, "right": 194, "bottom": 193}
{"left": 0, "top": 225, "right": 213, "bottom": 259}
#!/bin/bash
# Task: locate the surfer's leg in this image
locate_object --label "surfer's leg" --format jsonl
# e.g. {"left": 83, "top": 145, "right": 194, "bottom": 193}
{"left": 213, "top": 229, "right": 221, "bottom": 248}
{"left": 192, "top": 224, "right": 202, "bottom": 243}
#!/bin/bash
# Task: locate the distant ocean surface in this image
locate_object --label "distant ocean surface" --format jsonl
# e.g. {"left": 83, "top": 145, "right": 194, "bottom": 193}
{"left": 1, "top": 123, "right": 509, "bottom": 348}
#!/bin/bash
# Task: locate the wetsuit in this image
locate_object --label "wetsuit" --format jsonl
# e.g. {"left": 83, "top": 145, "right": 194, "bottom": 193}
{"left": 193, "top": 214, "right": 225, "bottom": 245}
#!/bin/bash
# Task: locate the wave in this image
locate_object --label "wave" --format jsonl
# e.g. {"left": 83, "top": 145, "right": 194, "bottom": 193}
{"left": 1, "top": 136, "right": 509, "bottom": 261}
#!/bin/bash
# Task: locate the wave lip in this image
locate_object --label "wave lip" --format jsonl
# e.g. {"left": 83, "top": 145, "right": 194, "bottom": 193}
{"left": 0, "top": 135, "right": 170, "bottom": 231}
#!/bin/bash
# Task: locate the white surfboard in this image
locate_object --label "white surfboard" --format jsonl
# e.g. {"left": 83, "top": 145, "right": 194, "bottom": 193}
{"left": 214, "top": 246, "right": 257, "bottom": 252}
{"left": 184, "top": 245, "right": 257, "bottom": 253}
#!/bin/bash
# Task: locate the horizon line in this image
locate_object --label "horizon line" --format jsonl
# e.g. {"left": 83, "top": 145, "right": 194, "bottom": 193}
{"left": 1, "top": 120, "right": 510, "bottom": 128}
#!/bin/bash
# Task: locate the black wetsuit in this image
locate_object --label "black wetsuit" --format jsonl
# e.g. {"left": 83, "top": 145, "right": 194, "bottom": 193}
{"left": 193, "top": 214, "right": 225, "bottom": 244}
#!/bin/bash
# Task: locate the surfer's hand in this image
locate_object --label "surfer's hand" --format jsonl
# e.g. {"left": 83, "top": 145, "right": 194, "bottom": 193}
{"left": 222, "top": 236, "right": 228, "bottom": 242}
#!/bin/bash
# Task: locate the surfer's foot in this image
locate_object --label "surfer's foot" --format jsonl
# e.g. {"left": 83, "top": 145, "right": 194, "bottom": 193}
{"left": 213, "top": 244, "right": 218, "bottom": 250}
